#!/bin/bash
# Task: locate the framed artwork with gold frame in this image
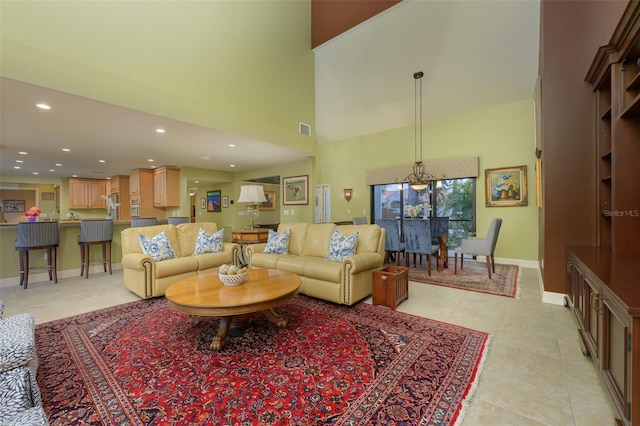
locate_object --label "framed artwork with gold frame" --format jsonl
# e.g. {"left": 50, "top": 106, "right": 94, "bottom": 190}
{"left": 485, "top": 165, "right": 528, "bottom": 207}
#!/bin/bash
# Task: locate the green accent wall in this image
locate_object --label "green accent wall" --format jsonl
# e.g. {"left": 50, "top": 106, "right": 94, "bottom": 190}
{"left": 317, "top": 99, "right": 538, "bottom": 261}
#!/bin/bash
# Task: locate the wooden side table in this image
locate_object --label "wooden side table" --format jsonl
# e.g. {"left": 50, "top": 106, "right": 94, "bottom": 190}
{"left": 232, "top": 229, "right": 269, "bottom": 266}
{"left": 372, "top": 265, "right": 409, "bottom": 310}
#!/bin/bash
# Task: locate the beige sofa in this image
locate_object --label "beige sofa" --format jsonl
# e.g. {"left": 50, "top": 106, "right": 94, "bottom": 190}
{"left": 121, "top": 222, "right": 240, "bottom": 299}
{"left": 245, "top": 222, "right": 385, "bottom": 305}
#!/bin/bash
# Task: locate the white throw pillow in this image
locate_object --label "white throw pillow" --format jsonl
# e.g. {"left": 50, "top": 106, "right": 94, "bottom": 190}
{"left": 139, "top": 231, "right": 176, "bottom": 262}
{"left": 325, "top": 230, "right": 359, "bottom": 262}
{"left": 263, "top": 229, "right": 292, "bottom": 254}
{"left": 193, "top": 228, "right": 223, "bottom": 255}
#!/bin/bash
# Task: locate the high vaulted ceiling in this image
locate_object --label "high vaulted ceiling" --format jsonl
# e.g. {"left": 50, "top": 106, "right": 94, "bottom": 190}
{"left": 1, "top": 0, "right": 540, "bottom": 182}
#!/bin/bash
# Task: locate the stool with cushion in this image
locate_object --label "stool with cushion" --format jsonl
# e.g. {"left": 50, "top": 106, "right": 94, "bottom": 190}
{"left": 78, "top": 219, "right": 113, "bottom": 278}
{"left": 130, "top": 217, "right": 157, "bottom": 228}
{"left": 168, "top": 216, "right": 190, "bottom": 225}
{"left": 14, "top": 222, "right": 60, "bottom": 289}
{"left": 0, "top": 300, "right": 49, "bottom": 425}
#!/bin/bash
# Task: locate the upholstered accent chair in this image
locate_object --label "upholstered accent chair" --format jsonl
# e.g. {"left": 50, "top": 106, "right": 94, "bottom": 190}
{"left": 0, "top": 301, "right": 49, "bottom": 425}
{"left": 403, "top": 219, "right": 440, "bottom": 276}
{"left": 454, "top": 218, "right": 502, "bottom": 278}
{"left": 375, "top": 218, "right": 405, "bottom": 266}
{"left": 130, "top": 217, "right": 157, "bottom": 227}
{"left": 168, "top": 216, "right": 190, "bottom": 225}
{"left": 78, "top": 219, "right": 113, "bottom": 278}
{"left": 14, "top": 222, "right": 60, "bottom": 289}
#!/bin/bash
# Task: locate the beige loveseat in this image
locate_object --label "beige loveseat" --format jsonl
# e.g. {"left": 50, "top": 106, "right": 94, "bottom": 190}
{"left": 121, "top": 222, "right": 239, "bottom": 299}
{"left": 245, "top": 222, "right": 385, "bottom": 305}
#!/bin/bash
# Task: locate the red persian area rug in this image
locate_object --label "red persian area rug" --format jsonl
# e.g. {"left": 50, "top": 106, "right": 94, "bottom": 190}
{"left": 36, "top": 295, "right": 490, "bottom": 425}
{"left": 409, "top": 258, "right": 520, "bottom": 298}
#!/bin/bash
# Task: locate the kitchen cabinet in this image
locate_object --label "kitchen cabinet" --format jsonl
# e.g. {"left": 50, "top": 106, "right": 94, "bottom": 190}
{"left": 129, "top": 169, "right": 165, "bottom": 219}
{"left": 153, "top": 167, "right": 180, "bottom": 207}
{"left": 68, "top": 178, "right": 106, "bottom": 209}
{"left": 108, "top": 175, "right": 130, "bottom": 221}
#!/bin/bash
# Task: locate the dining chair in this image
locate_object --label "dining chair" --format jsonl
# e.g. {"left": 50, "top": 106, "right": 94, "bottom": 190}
{"left": 78, "top": 219, "right": 113, "bottom": 278}
{"left": 403, "top": 219, "right": 440, "bottom": 276}
{"left": 14, "top": 221, "right": 60, "bottom": 289}
{"left": 130, "top": 218, "right": 157, "bottom": 228}
{"left": 352, "top": 216, "right": 367, "bottom": 225}
{"left": 375, "top": 218, "right": 405, "bottom": 265}
{"left": 454, "top": 218, "right": 502, "bottom": 278}
{"left": 168, "top": 216, "right": 190, "bottom": 225}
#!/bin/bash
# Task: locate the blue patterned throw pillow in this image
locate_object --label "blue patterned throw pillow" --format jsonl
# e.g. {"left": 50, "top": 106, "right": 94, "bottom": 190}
{"left": 325, "top": 230, "right": 359, "bottom": 262}
{"left": 139, "top": 231, "right": 176, "bottom": 262}
{"left": 263, "top": 229, "right": 292, "bottom": 254}
{"left": 193, "top": 228, "right": 223, "bottom": 255}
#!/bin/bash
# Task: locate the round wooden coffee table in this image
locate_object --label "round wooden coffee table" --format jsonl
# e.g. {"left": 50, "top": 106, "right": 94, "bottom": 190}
{"left": 165, "top": 268, "right": 301, "bottom": 351}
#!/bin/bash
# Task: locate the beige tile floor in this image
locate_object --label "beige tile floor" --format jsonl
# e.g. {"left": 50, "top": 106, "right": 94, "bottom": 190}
{"left": 0, "top": 264, "right": 618, "bottom": 425}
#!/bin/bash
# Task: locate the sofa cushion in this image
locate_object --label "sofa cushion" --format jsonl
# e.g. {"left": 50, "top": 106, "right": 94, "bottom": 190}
{"left": 0, "top": 314, "right": 35, "bottom": 373}
{"left": 302, "top": 223, "right": 336, "bottom": 258}
{"left": 193, "top": 228, "right": 223, "bottom": 255}
{"left": 263, "top": 229, "right": 292, "bottom": 254}
{"left": 337, "top": 224, "right": 381, "bottom": 254}
{"left": 278, "top": 223, "right": 309, "bottom": 256}
{"left": 325, "top": 230, "right": 359, "bottom": 262}
{"left": 139, "top": 231, "right": 176, "bottom": 262}
{"left": 176, "top": 222, "right": 219, "bottom": 256}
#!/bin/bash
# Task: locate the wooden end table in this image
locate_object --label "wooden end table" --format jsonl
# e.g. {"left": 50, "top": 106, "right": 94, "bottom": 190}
{"left": 165, "top": 268, "right": 301, "bottom": 351}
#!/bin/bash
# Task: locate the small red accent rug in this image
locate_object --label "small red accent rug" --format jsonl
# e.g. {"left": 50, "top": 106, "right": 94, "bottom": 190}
{"left": 409, "top": 258, "right": 520, "bottom": 298}
{"left": 36, "top": 295, "right": 490, "bottom": 425}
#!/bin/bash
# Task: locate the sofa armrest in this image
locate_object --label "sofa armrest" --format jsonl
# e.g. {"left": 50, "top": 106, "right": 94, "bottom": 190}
{"left": 121, "top": 253, "right": 154, "bottom": 270}
{"left": 245, "top": 243, "right": 267, "bottom": 262}
{"left": 343, "top": 252, "right": 383, "bottom": 273}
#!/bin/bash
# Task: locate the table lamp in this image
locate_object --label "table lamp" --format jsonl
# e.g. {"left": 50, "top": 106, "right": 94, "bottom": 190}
{"left": 238, "top": 185, "right": 267, "bottom": 230}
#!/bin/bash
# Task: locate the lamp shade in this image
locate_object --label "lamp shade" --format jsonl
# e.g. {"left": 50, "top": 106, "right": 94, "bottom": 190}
{"left": 238, "top": 185, "right": 267, "bottom": 204}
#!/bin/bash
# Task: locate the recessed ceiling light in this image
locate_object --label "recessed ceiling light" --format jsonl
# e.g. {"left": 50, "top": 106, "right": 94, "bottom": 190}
{"left": 32, "top": 172, "right": 39, "bottom": 175}
{"left": 156, "top": 128, "right": 166, "bottom": 133}
{"left": 194, "top": 180, "right": 199, "bottom": 184}
{"left": 55, "top": 163, "right": 62, "bottom": 167}
{"left": 13, "top": 166, "right": 21, "bottom": 169}
{"left": 19, "top": 151, "right": 27, "bottom": 155}
{"left": 147, "top": 159, "right": 154, "bottom": 162}
{"left": 228, "top": 144, "right": 236, "bottom": 147}
{"left": 15, "top": 160, "right": 23, "bottom": 163}
{"left": 150, "top": 165, "right": 157, "bottom": 169}
{"left": 99, "top": 160, "right": 105, "bottom": 163}
{"left": 230, "top": 164, "right": 236, "bottom": 168}
{"left": 201, "top": 155, "right": 215, "bottom": 160}
{"left": 62, "top": 148, "right": 70, "bottom": 152}
{"left": 49, "top": 169, "right": 55, "bottom": 172}
{"left": 72, "top": 174, "right": 78, "bottom": 177}
{"left": 36, "top": 103, "right": 51, "bottom": 110}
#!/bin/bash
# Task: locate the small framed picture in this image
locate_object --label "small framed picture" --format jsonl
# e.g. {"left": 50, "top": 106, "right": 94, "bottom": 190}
{"left": 207, "top": 190, "right": 221, "bottom": 212}
{"left": 200, "top": 198, "right": 206, "bottom": 209}
{"left": 283, "top": 175, "right": 309, "bottom": 205}
{"left": 259, "top": 191, "right": 276, "bottom": 211}
{"left": 3, "top": 200, "right": 25, "bottom": 212}
{"left": 42, "top": 192, "right": 54, "bottom": 201}
{"left": 222, "top": 196, "right": 229, "bottom": 208}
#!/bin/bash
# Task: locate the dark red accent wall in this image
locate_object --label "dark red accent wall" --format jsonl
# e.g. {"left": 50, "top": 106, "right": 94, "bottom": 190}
{"left": 540, "top": 0, "right": 627, "bottom": 293}
{"left": 311, "top": 0, "right": 402, "bottom": 48}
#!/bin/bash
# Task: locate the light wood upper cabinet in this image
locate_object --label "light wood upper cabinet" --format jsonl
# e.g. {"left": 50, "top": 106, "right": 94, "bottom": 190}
{"left": 153, "top": 167, "right": 180, "bottom": 207}
{"left": 68, "top": 178, "right": 107, "bottom": 209}
{"left": 129, "top": 170, "right": 141, "bottom": 196}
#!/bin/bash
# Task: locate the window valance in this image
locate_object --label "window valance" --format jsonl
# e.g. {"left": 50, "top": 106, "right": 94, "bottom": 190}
{"left": 365, "top": 156, "right": 479, "bottom": 186}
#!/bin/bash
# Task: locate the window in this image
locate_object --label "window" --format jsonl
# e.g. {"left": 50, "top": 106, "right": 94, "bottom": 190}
{"left": 372, "top": 178, "right": 476, "bottom": 246}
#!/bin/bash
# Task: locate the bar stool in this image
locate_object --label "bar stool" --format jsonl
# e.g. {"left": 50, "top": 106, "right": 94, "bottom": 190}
{"left": 78, "top": 219, "right": 113, "bottom": 278}
{"left": 130, "top": 218, "right": 157, "bottom": 228}
{"left": 168, "top": 216, "right": 190, "bottom": 225}
{"left": 14, "top": 221, "right": 60, "bottom": 289}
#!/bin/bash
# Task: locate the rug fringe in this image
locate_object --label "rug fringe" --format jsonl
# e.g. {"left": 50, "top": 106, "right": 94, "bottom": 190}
{"left": 452, "top": 334, "right": 492, "bottom": 426}
{"left": 514, "top": 266, "right": 523, "bottom": 299}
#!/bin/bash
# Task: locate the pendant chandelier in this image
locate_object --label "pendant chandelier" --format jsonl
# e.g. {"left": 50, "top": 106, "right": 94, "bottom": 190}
{"left": 400, "top": 71, "right": 436, "bottom": 191}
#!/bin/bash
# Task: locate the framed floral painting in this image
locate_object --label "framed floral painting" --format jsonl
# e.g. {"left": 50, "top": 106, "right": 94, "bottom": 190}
{"left": 485, "top": 165, "right": 528, "bottom": 207}
{"left": 283, "top": 175, "right": 308, "bottom": 205}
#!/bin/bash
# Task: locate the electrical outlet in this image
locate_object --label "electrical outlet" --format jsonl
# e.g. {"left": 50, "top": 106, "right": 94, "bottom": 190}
{"left": 347, "top": 209, "right": 350, "bottom": 214}
{"left": 291, "top": 210, "right": 295, "bottom": 216}
{"left": 363, "top": 209, "right": 366, "bottom": 214}
{"left": 283, "top": 210, "right": 289, "bottom": 216}
{"left": 43, "top": 252, "right": 47, "bottom": 260}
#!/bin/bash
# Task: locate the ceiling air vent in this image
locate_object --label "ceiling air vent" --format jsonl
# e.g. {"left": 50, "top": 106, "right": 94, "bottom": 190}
{"left": 299, "top": 122, "right": 311, "bottom": 137}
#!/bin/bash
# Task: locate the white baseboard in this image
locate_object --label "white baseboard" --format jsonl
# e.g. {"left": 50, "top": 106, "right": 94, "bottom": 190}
{"left": 0, "top": 263, "right": 122, "bottom": 289}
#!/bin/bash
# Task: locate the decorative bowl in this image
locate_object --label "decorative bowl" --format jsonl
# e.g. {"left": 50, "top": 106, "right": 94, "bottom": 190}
{"left": 218, "top": 271, "right": 247, "bottom": 286}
